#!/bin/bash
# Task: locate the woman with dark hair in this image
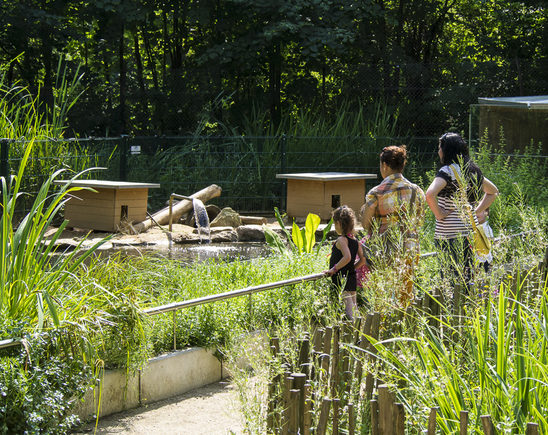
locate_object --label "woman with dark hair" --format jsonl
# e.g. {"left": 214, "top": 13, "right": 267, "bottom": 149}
{"left": 360, "top": 145, "right": 426, "bottom": 306}
{"left": 425, "top": 132, "right": 499, "bottom": 290}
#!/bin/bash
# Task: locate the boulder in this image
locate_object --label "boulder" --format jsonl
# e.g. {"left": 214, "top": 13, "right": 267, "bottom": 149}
{"left": 210, "top": 207, "right": 242, "bottom": 228}
{"left": 237, "top": 225, "right": 266, "bottom": 242}
{"left": 211, "top": 230, "right": 238, "bottom": 242}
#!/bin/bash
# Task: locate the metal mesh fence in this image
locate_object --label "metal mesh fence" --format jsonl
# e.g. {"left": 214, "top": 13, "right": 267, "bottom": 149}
{"left": 2, "top": 134, "right": 546, "bottom": 217}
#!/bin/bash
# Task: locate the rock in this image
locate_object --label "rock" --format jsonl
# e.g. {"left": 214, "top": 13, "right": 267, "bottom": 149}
{"left": 172, "top": 233, "right": 202, "bottom": 244}
{"left": 240, "top": 216, "right": 268, "bottom": 225}
{"left": 210, "top": 207, "right": 242, "bottom": 228}
{"left": 211, "top": 230, "right": 238, "bottom": 242}
{"left": 237, "top": 225, "right": 266, "bottom": 242}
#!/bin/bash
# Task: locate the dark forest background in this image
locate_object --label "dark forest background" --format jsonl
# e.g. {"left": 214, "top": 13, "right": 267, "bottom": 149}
{"left": 0, "top": 0, "right": 546, "bottom": 137}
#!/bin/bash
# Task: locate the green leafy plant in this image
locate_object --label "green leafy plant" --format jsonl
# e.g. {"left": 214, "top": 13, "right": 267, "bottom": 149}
{"left": 264, "top": 207, "right": 333, "bottom": 255}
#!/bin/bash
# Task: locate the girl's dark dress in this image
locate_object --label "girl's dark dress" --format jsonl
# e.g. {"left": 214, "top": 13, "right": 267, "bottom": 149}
{"left": 329, "top": 235, "right": 359, "bottom": 292}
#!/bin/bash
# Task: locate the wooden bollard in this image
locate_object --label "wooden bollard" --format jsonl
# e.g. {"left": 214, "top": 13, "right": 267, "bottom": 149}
{"left": 365, "top": 372, "right": 375, "bottom": 401}
{"left": 313, "top": 328, "right": 324, "bottom": 353}
{"left": 480, "top": 415, "right": 496, "bottom": 435}
{"left": 526, "top": 423, "right": 540, "bottom": 435}
{"left": 298, "top": 338, "right": 310, "bottom": 376}
{"left": 378, "top": 384, "right": 393, "bottom": 434}
{"left": 289, "top": 389, "right": 300, "bottom": 434}
{"left": 370, "top": 399, "right": 379, "bottom": 435}
{"left": 348, "top": 402, "right": 355, "bottom": 435}
{"left": 267, "top": 381, "right": 274, "bottom": 432}
{"left": 316, "top": 398, "right": 332, "bottom": 435}
{"left": 323, "top": 326, "right": 333, "bottom": 355}
{"left": 428, "top": 407, "right": 438, "bottom": 435}
{"left": 332, "top": 398, "right": 340, "bottom": 435}
{"left": 395, "top": 402, "right": 405, "bottom": 435}
{"left": 460, "top": 410, "right": 468, "bottom": 435}
{"left": 291, "top": 373, "right": 307, "bottom": 434}
{"left": 343, "top": 370, "right": 352, "bottom": 396}
{"left": 353, "top": 317, "right": 362, "bottom": 344}
{"left": 319, "top": 353, "right": 330, "bottom": 382}
{"left": 330, "top": 325, "right": 340, "bottom": 396}
{"left": 282, "top": 374, "right": 294, "bottom": 434}
{"left": 270, "top": 337, "right": 280, "bottom": 355}
{"left": 369, "top": 313, "right": 381, "bottom": 362}
{"left": 303, "top": 382, "right": 312, "bottom": 435}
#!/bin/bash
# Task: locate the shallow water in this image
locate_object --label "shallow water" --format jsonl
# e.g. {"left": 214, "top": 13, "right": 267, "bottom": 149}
{"left": 96, "top": 242, "right": 272, "bottom": 264}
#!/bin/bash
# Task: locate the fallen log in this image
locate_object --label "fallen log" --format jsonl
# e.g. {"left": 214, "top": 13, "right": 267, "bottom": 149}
{"left": 132, "top": 184, "right": 222, "bottom": 234}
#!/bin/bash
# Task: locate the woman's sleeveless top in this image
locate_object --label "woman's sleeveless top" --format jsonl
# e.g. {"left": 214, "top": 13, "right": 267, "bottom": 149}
{"left": 329, "top": 235, "right": 359, "bottom": 291}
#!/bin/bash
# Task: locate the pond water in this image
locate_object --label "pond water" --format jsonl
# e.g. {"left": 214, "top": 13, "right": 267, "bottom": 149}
{"left": 96, "top": 242, "right": 272, "bottom": 264}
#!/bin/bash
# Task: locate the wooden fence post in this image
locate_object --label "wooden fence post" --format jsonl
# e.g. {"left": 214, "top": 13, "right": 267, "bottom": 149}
{"left": 370, "top": 398, "right": 379, "bottom": 435}
{"left": 292, "top": 373, "right": 307, "bottom": 434}
{"left": 460, "top": 410, "right": 468, "bottom": 435}
{"left": 427, "top": 407, "right": 438, "bottom": 435}
{"left": 316, "top": 398, "right": 332, "bottom": 435}
{"left": 395, "top": 402, "right": 405, "bottom": 434}
{"left": 378, "top": 384, "right": 393, "bottom": 434}
{"left": 303, "top": 382, "right": 312, "bottom": 435}
{"left": 480, "top": 415, "right": 496, "bottom": 435}
{"left": 332, "top": 398, "right": 340, "bottom": 435}
{"left": 526, "top": 423, "right": 539, "bottom": 435}
{"left": 348, "top": 402, "right": 356, "bottom": 435}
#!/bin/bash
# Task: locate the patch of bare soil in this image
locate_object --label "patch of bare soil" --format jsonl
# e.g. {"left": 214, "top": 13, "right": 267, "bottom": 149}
{"left": 72, "top": 381, "right": 243, "bottom": 435}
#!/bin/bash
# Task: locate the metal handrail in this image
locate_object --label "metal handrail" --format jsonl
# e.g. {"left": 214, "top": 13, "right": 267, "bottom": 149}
{"left": 143, "top": 272, "right": 327, "bottom": 316}
{"left": 1, "top": 229, "right": 544, "bottom": 350}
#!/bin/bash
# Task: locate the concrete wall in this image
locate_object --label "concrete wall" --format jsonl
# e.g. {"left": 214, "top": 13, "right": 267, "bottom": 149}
{"left": 74, "top": 331, "right": 268, "bottom": 420}
{"left": 74, "top": 347, "right": 223, "bottom": 420}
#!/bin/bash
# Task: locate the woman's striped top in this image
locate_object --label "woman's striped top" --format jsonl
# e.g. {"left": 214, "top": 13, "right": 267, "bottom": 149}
{"left": 434, "top": 163, "right": 484, "bottom": 240}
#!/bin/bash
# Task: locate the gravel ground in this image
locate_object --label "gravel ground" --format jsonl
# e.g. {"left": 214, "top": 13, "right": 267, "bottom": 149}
{"left": 72, "top": 381, "right": 244, "bottom": 435}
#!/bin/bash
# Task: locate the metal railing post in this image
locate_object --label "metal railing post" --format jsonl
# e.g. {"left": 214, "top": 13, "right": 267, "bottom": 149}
{"left": 0, "top": 139, "right": 10, "bottom": 179}
{"left": 119, "top": 135, "right": 129, "bottom": 181}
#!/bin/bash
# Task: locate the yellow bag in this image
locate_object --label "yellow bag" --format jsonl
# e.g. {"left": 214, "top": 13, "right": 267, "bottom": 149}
{"left": 472, "top": 222, "right": 491, "bottom": 256}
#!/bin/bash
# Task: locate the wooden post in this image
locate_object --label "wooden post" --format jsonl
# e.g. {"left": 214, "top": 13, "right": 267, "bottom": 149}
{"left": 480, "top": 415, "right": 495, "bottom": 435}
{"left": 427, "top": 407, "right": 438, "bottom": 435}
{"left": 270, "top": 337, "right": 280, "bottom": 356}
{"left": 323, "top": 326, "right": 333, "bottom": 355}
{"left": 313, "top": 328, "right": 324, "bottom": 353}
{"left": 348, "top": 402, "right": 355, "bottom": 435}
{"left": 526, "top": 423, "right": 540, "bottom": 435}
{"left": 378, "top": 384, "right": 393, "bottom": 434}
{"left": 298, "top": 338, "right": 310, "bottom": 376}
{"left": 289, "top": 389, "right": 300, "bottom": 434}
{"left": 460, "top": 410, "right": 468, "bottom": 435}
{"left": 316, "top": 398, "right": 332, "bottom": 435}
{"left": 292, "top": 373, "right": 307, "bottom": 434}
{"left": 330, "top": 325, "right": 340, "bottom": 396}
{"left": 303, "top": 382, "right": 312, "bottom": 435}
{"left": 332, "top": 398, "right": 340, "bottom": 435}
{"left": 282, "top": 374, "right": 294, "bottom": 435}
{"left": 395, "top": 403, "right": 405, "bottom": 435}
{"left": 365, "top": 372, "right": 375, "bottom": 401}
{"left": 370, "top": 399, "right": 379, "bottom": 435}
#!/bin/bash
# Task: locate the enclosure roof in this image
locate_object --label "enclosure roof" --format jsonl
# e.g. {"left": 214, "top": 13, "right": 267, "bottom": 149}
{"left": 276, "top": 172, "right": 377, "bottom": 181}
{"left": 478, "top": 95, "right": 548, "bottom": 109}
{"left": 53, "top": 180, "right": 160, "bottom": 189}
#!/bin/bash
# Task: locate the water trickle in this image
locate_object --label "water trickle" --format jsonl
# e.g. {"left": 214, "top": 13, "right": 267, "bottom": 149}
{"left": 191, "top": 198, "right": 211, "bottom": 244}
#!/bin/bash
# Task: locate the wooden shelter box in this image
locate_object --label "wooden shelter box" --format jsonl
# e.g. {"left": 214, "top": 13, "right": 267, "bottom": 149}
{"left": 54, "top": 180, "right": 160, "bottom": 232}
{"left": 276, "top": 172, "right": 377, "bottom": 220}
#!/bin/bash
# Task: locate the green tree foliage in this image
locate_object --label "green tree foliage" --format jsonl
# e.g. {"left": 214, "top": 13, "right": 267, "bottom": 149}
{"left": 0, "top": 0, "right": 545, "bottom": 136}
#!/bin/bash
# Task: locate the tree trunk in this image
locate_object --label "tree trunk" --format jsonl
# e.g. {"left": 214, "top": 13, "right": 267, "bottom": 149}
{"left": 132, "top": 184, "right": 222, "bottom": 233}
{"left": 119, "top": 21, "right": 127, "bottom": 133}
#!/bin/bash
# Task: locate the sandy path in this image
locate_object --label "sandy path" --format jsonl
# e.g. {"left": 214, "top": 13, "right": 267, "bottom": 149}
{"left": 73, "top": 381, "right": 244, "bottom": 435}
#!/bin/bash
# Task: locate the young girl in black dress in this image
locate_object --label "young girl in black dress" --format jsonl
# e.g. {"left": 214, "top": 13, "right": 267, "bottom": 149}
{"left": 326, "top": 205, "right": 366, "bottom": 320}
